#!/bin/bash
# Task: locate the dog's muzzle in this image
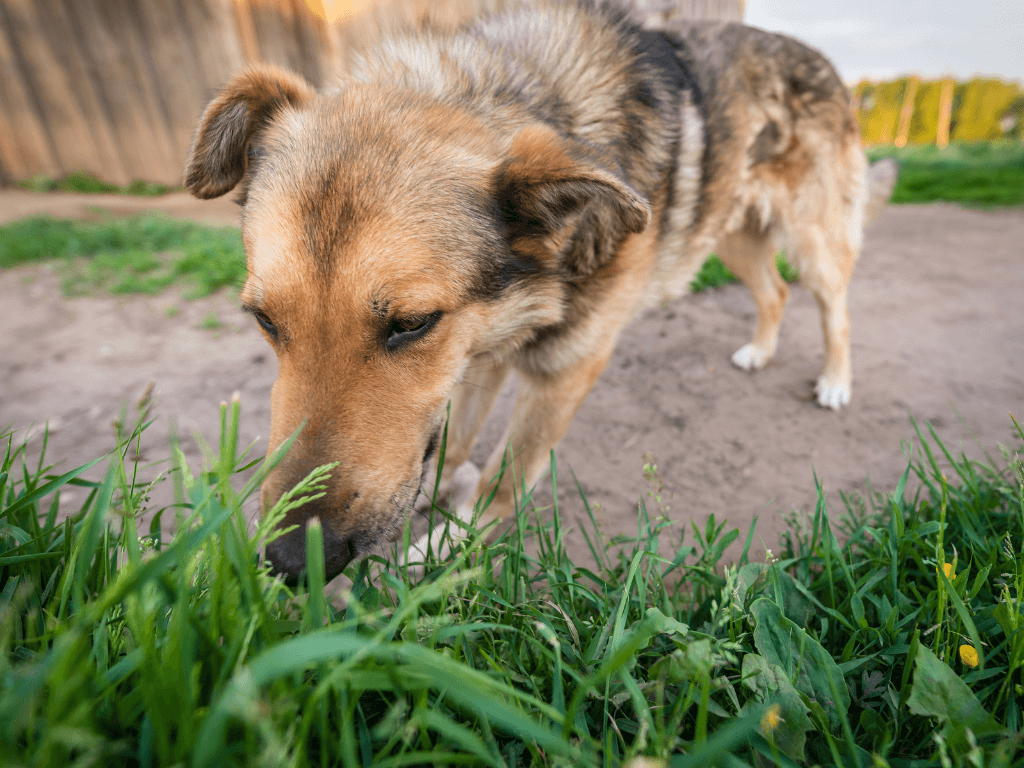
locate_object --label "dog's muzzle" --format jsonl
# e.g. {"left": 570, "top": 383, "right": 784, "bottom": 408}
{"left": 264, "top": 522, "right": 357, "bottom": 585}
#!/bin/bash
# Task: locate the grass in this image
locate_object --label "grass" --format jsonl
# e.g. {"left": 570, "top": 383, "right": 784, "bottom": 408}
{"left": 0, "top": 213, "right": 246, "bottom": 299}
{"left": 690, "top": 253, "right": 798, "bottom": 293}
{"left": 16, "top": 171, "right": 174, "bottom": 197}
{"left": 868, "top": 141, "right": 1024, "bottom": 207}
{"left": 1, "top": 394, "right": 1021, "bottom": 767}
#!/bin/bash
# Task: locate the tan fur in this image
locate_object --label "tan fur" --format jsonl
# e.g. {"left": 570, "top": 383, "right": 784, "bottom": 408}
{"left": 184, "top": 1, "right": 896, "bottom": 581}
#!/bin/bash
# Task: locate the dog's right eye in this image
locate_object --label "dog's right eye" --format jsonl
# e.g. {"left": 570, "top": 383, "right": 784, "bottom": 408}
{"left": 385, "top": 312, "right": 440, "bottom": 351}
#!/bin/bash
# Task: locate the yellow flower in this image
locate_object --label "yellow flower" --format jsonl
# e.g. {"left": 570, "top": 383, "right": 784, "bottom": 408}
{"left": 761, "top": 703, "right": 783, "bottom": 732}
{"left": 939, "top": 562, "right": 955, "bottom": 580}
{"left": 959, "top": 645, "right": 979, "bottom": 668}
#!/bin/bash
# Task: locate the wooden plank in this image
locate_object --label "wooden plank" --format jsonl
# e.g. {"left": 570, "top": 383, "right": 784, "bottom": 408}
{"left": 233, "top": 0, "right": 263, "bottom": 65}
{"left": 288, "top": 0, "right": 326, "bottom": 85}
{"left": 1, "top": 0, "right": 116, "bottom": 179}
{"left": 45, "top": 0, "right": 132, "bottom": 184}
{"left": 249, "top": 0, "right": 302, "bottom": 73}
{"left": 0, "top": 1, "right": 62, "bottom": 179}
{"left": 129, "top": 0, "right": 210, "bottom": 173}
{"left": 68, "top": 0, "right": 179, "bottom": 183}
{"left": 936, "top": 77, "right": 955, "bottom": 149}
{"left": 0, "top": 105, "right": 30, "bottom": 182}
{"left": 178, "top": 0, "right": 249, "bottom": 92}
{"left": 895, "top": 76, "right": 919, "bottom": 148}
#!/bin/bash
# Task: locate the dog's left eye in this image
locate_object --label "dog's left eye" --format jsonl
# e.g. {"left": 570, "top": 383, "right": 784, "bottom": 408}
{"left": 386, "top": 312, "right": 440, "bottom": 351}
{"left": 253, "top": 312, "right": 279, "bottom": 341}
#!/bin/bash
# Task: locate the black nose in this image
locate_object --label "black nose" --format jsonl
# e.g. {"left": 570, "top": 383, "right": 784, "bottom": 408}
{"left": 264, "top": 522, "right": 356, "bottom": 586}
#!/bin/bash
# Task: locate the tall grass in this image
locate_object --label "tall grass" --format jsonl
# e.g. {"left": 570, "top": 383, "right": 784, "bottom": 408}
{"left": 2, "top": 397, "right": 1021, "bottom": 766}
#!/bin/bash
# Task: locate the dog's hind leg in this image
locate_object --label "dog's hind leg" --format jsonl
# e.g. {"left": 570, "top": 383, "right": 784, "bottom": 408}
{"left": 791, "top": 226, "right": 858, "bottom": 410}
{"left": 717, "top": 225, "right": 789, "bottom": 372}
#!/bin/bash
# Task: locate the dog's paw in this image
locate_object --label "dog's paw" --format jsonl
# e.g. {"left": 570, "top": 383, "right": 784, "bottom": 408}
{"left": 415, "top": 460, "right": 480, "bottom": 514}
{"left": 448, "top": 462, "right": 482, "bottom": 511}
{"left": 814, "top": 376, "right": 851, "bottom": 410}
{"left": 731, "top": 343, "right": 772, "bottom": 371}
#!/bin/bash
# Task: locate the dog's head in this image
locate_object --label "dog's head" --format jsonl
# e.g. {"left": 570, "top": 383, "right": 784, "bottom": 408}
{"left": 185, "top": 66, "right": 649, "bottom": 582}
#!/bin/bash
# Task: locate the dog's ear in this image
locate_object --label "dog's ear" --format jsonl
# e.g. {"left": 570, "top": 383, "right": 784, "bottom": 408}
{"left": 493, "top": 124, "right": 651, "bottom": 277}
{"left": 184, "top": 65, "right": 315, "bottom": 199}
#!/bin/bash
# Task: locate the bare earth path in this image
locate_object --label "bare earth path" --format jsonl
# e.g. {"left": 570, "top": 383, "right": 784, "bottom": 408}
{"left": 1, "top": 189, "right": 1022, "bottom": 567}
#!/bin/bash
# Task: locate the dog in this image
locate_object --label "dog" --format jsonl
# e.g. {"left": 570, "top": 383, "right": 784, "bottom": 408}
{"left": 184, "top": 0, "right": 897, "bottom": 582}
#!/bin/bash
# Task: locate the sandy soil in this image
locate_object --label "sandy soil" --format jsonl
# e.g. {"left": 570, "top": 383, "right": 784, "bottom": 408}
{"left": 2, "top": 188, "right": 1022, "bottom": 569}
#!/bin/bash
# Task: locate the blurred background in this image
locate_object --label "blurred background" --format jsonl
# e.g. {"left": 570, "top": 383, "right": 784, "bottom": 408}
{"left": 3, "top": 0, "right": 1018, "bottom": 191}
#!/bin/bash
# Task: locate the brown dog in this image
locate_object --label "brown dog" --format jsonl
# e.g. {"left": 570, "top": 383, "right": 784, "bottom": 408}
{"left": 184, "top": 0, "right": 896, "bottom": 581}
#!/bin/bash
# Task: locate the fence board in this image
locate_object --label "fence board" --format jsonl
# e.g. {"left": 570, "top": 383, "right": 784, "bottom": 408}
{"left": 178, "top": 0, "right": 249, "bottom": 97}
{"left": 4, "top": 0, "right": 109, "bottom": 180}
{"left": 131, "top": 0, "right": 210, "bottom": 168}
{"left": 0, "top": 1, "right": 63, "bottom": 180}
{"left": 0, "top": 0, "right": 744, "bottom": 186}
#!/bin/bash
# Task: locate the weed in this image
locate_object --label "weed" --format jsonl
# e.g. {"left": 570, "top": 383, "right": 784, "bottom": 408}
{"left": 690, "top": 252, "right": 798, "bottom": 293}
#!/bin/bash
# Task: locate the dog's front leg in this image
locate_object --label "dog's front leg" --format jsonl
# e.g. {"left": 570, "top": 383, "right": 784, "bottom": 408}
{"left": 472, "top": 347, "right": 616, "bottom": 527}
{"left": 418, "top": 356, "right": 510, "bottom": 512}
{"left": 408, "top": 348, "right": 613, "bottom": 562}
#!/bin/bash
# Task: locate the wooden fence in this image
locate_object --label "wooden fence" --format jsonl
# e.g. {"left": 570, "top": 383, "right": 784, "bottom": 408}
{"left": 853, "top": 76, "right": 1024, "bottom": 147}
{"left": 0, "top": 0, "right": 744, "bottom": 187}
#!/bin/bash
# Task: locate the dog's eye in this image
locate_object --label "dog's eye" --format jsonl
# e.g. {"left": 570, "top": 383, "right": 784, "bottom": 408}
{"left": 253, "top": 312, "right": 279, "bottom": 341}
{"left": 386, "top": 312, "right": 440, "bottom": 351}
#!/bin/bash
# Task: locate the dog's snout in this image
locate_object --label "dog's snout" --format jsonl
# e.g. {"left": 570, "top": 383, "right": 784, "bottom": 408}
{"left": 264, "top": 516, "right": 357, "bottom": 585}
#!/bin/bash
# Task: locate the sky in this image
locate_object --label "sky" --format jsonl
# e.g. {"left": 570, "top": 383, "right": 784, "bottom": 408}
{"left": 743, "top": 0, "right": 1023, "bottom": 84}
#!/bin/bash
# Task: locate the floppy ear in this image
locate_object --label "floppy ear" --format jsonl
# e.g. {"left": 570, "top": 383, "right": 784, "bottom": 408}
{"left": 184, "top": 65, "right": 315, "bottom": 199}
{"left": 493, "top": 124, "right": 651, "bottom": 277}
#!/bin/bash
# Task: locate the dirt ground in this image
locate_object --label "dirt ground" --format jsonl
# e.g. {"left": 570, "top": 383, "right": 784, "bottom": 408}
{"left": 2, "top": 188, "right": 1022, "bottom": 570}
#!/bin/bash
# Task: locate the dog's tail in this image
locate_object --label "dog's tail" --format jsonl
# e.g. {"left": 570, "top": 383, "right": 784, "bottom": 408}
{"left": 863, "top": 157, "right": 898, "bottom": 225}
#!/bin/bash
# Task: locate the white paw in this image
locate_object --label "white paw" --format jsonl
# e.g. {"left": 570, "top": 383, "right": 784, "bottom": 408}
{"left": 448, "top": 462, "right": 482, "bottom": 514}
{"left": 407, "top": 462, "right": 481, "bottom": 565}
{"left": 814, "top": 376, "right": 851, "bottom": 410}
{"left": 731, "top": 343, "right": 772, "bottom": 371}
{"left": 415, "top": 460, "right": 480, "bottom": 514}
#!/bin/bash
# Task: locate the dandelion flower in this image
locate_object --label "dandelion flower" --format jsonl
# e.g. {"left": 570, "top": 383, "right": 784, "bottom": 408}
{"left": 939, "top": 562, "right": 955, "bottom": 580}
{"left": 761, "top": 703, "right": 783, "bottom": 732}
{"left": 959, "top": 644, "right": 979, "bottom": 668}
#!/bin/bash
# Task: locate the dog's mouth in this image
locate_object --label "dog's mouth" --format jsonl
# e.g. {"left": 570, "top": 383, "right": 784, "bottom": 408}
{"left": 265, "top": 523, "right": 360, "bottom": 586}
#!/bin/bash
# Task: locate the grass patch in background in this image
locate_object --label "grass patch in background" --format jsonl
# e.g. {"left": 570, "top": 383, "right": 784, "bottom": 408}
{"left": 0, "top": 213, "right": 246, "bottom": 298}
{"left": 1, "top": 398, "right": 1021, "bottom": 767}
{"left": 868, "top": 141, "right": 1024, "bottom": 207}
{"left": 16, "top": 170, "right": 174, "bottom": 196}
{"left": 690, "top": 252, "right": 797, "bottom": 293}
